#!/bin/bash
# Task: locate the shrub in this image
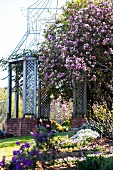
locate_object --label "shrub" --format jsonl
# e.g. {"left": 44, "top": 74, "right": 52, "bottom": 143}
{"left": 77, "top": 155, "right": 113, "bottom": 170}
{"left": 51, "top": 120, "right": 58, "bottom": 130}
{"left": 58, "top": 129, "right": 100, "bottom": 151}
{"left": 62, "top": 119, "right": 71, "bottom": 128}
{"left": 75, "top": 129, "right": 100, "bottom": 142}
{"left": 89, "top": 103, "right": 113, "bottom": 138}
{"left": 32, "top": 125, "right": 54, "bottom": 150}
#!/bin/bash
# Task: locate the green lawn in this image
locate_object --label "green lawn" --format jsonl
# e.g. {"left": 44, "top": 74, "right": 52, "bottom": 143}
{"left": 0, "top": 135, "right": 34, "bottom": 161}
{"left": 0, "top": 131, "right": 75, "bottom": 162}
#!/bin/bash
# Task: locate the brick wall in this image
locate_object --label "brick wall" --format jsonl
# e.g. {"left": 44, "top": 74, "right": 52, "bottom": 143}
{"left": 5, "top": 118, "right": 86, "bottom": 136}
{"left": 71, "top": 117, "right": 87, "bottom": 128}
{"left": 4, "top": 118, "right": 51, "bottom": 136}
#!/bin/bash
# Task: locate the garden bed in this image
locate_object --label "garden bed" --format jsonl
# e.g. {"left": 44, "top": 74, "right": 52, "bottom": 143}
{"left": 1, "top": 128, "right": 113, "bottom": 170}
{"left": 36, "top": 137, "right": 113, "bottom": 170}
{"left": 89, "top": 137, "right": 113, "bottom": 152}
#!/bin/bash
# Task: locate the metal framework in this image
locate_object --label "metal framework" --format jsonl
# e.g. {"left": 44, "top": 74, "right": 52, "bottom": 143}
{"left": 7, "top": 0, "right": 70, "bottom": 119}
{"left": 9, "top": 0, "right": 69, "bottom": 58}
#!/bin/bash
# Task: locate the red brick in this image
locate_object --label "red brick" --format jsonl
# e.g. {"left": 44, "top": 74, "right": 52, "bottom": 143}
{"left": 71, "top": 118, "right": 87, "bottom": 128}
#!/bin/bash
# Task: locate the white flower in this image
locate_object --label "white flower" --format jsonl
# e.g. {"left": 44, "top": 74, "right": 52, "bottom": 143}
{"left": 75, "top": 129, "right": 100, "bottom": 141}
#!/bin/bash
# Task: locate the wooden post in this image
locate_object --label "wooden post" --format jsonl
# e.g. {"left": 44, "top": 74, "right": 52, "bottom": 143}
{"left": 7, "top": 63, "right": 12, "bottom": 118}
{"left": 72, "top": 76, "right": 76, "bottom": 117}
{"left": 23, "top": 57, "right": 27, "bottom": 117}
{"left": 14, "top": 66, "right": 19, "bottom": 118}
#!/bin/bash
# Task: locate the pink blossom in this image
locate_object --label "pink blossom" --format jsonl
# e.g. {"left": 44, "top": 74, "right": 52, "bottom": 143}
{"left": 109, "top": 48, "right": 113, "bottom": 54}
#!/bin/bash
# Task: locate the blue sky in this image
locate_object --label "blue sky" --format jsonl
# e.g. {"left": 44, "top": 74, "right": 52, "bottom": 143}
{"left": 0, "top": 0, "right": 68, "bottom": 87}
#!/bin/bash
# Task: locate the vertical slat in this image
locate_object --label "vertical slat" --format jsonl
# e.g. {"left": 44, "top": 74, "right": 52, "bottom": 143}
{"left": 23, "top": 57, "right": 27, "bottom": 117}
{"left": 34, "top": 59, "right": 38, "bottom": 117}
{"left": 47, "top": 93, "right": 50, "bottom": 120}
{"left": 84, "top": 73, "right": 87, "bottom": 116}
{"left": 14, "top": 65, "right": 19, "bottom": 118}
{"left": 38, "top": 80, "right": 41, "bottom": 118}
{"left": 7, "top": 63, "right": 12, "bottom": 118}
{"left": 72, "top": 76, "right": 76, "bottom": 117}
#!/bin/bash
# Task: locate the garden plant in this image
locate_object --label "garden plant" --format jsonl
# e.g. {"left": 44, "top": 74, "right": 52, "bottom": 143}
{"left": 38, "top": 0, "right": 113, "bottom": 111}
{"left": 0, "top": 0, "right": 113, "bottom": 169}
{"left": 0, "top": 125, "right": 101, "bottom": 169}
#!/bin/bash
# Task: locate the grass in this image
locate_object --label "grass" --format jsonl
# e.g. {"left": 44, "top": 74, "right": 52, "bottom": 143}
{"left": 0, "top": 135, "right": 34, "bottom": 161}
{"left": 0, "top": 131, "right": 75, "bottom": 162}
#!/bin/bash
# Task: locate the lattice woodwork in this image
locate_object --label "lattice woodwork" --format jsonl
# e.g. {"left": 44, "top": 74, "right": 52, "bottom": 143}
{"left": 25, "top": 60, "right": 35, "bottom": 114}
{"left": 38, "top": 81, "right": 50, "bottom": 119}
{"left": 76, "top": 81, "right": 85, "bottom": 116}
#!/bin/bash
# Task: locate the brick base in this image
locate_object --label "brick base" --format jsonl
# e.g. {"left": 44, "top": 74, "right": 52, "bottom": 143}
{"left": 4, "top": 118, "right": 51, "bottom": 137}
{"left": 71, "top": 117, "right": 87, "bottom": 128}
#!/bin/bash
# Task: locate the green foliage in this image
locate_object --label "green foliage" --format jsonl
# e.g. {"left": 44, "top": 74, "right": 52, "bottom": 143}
{"left": 77, "top": 155, "right": 113, "bottom": 170}
{"left": 0, "top": 88, "right": 7, "bottom": 128}
{"left": 0, "top": 88, "right": 7, "bottom": 101}
{"left": 89, "top": 103, "right": 113, "bottom": 138}
{"left": 59, "top": 129, "right": 100, "bottom": 151}
{"left": 51, "top": 120, "right": 58, "bottom": 129}
{"left": 0, "top": 131, "right": 75, "bottom": 166}
{"left": 32, "top": 125, "right": 53, "bottom": 150}
{"left": 62, "top": 119, "right": 71, "bottom": 127}
{"left": 0, "top": 88, "right": 23, "bottom": 122}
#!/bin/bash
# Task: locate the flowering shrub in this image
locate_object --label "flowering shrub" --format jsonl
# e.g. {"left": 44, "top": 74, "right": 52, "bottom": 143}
{"left": 38, "top": 0, "right": 113, "bottom": 110}
{"left": 32, "top": 124, "right": 54, "bottom": 149}
{"left": 90, "top": 103, "right": 113, "bottom": 138}
{"left": 0, "top": 122, "right": 55, "bottom": 169}
{"left": 76, "top": 129, "right": 100, "bottom": 142}
{"left": 0, "top": 141, "right": 40, "bottom": 170}
{"left": 51, "top": 120, "right": 69, "bottom": 132}
{"left": 58, "top": 129, "right": 100, "bottom": 151}
{"left": 50, "top": 96, "right": 73, "bottom": 124}
{"left": 0, "top": 156, "right": 5, "bottom": 168}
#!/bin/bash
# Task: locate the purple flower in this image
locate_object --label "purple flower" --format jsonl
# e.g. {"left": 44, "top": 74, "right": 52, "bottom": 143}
{"left": 0, "top": 156, "right": 5, "bottom": 168}
{"left": 28, "top": 151, "right": 34, "bottom": 157}
{"left": 29, "top": 149, "right": 40, "bottom": 157}
{"left": 20, "top": 144, "right": 25, "bottom": 150}
{"left": 25, "top": 160, "right": 31, "bottom": 166}
{"left": 110, "top": 87, "right": 113, "bottom": 91}
{"left": 42, "top": 137, "right": 47, "bottom": 142}
{"left": 13, "top": 150, "right": 20, "bottom": 155}
{"left": 35, "top": 150, "right": 40, "bottom": 157}
{"left": 22, "top": 158, "right": 31, "bottom": 166}
{"left": 24, "top": 142, "right": 30, "bottom": 148}
{"left": 12, "top": 156, "right": 17, "bottom": 163}
{"left": 48, "top": 131, "right": 52, "bottom": 135}
{"left": 33, "top": 132, "right": 37, "bottom": 137}
{"left": 38, "top": 124, "right": 41, "bottom": 127}
{"left": 40, "top": 133, "right": 44, "bottom": 137}
{"left": 16, "top": 141, "right": 20, "bottom": 145}
{"left": 15, "top": 164, "right": 23, "bottom": 170}
{"left": 46, "top": 124, "right": 50, "bottom": 128}
{"left": 109, "top": 48, "right": 113, "bottom": 54}
{"left": 103, "top": 1, "right": 108, "bottom": 6}
{"left": 83, "top": 43, "right": 89, "bottom": 50}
